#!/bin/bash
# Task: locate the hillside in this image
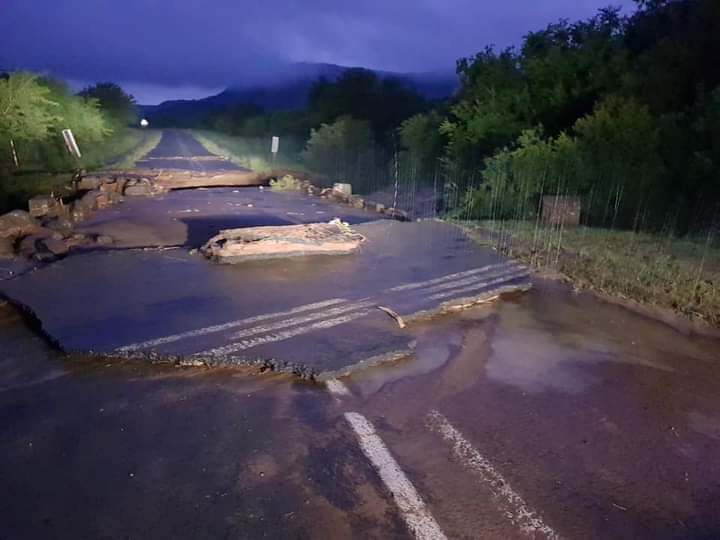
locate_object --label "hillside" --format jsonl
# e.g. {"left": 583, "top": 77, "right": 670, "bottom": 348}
{"left": 141, "top": 62, "right": 457, "bottom": 127}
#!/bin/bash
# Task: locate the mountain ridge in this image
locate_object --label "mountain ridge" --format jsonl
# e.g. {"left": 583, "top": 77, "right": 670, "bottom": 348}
{"left": 141, "top": 62, "right": 457, "bottom": 126}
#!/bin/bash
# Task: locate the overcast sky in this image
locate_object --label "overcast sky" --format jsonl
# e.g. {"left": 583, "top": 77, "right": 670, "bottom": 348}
{"left": 1, "top": 0, "right": 635, "bottom": 104}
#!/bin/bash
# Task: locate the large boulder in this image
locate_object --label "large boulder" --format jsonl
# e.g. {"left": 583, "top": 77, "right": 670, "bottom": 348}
{"left": 0, "top": 210, "right": 41, "bottom": 239}
{"left": 201, "top": 219, "right": 365, "bottom": 264}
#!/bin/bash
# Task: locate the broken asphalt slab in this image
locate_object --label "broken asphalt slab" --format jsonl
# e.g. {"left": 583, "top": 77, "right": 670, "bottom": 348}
{"left": 0, "top": 219, "right": 530, "bottom": 378}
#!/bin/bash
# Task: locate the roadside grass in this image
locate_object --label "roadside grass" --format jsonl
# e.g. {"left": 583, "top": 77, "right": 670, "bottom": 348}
{"left": 192, "top": 130, "right": 305, "bottom": 173}
{"left": 78, "top": 128, "right": 146, "bottom": 169}
{"left": 109, "top": 129, "right": 162, "bottom": 169}
{"left": 459, "top": 220, "right": 720, "bottom": 326}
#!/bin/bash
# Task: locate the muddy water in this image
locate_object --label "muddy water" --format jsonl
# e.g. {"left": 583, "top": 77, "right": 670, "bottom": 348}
{"left": 346, "top": 279, "right": 720, "bottom": 538}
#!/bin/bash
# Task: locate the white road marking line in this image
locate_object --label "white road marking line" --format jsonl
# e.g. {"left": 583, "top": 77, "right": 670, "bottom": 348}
{"left": 428, "top": 270, "right": 530, "bottom": 301}
{"left": 116, "top": 261, "right": 529, "bottom": 354}
{"left": 423, "top": 264, "right": 526, "bottom": 295}
{"left": 227, "top": 300, "right": 374, "bottom": 341}
{"left": 115, "top": 298, "right": 347, "bottom": 352}
{"left": 326, "top": 379, "right": 351, "bottom": 396}
{"left": 345, "top": 412, "right": 447, "bottom": 540}
{"left": 196, "top": 310, "right": 371, "bottom": 356}
{"left": 427, "top": 410, "right": 559, "bottom": 539}
{"left": 386, "top": 262, "right": 513, "bottom": 293}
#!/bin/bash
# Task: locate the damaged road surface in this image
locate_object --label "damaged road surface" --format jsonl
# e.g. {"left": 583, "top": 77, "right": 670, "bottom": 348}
{"left": 2, "top": 130, "right": 719, "bottom": 540}
{"left": 0, "top": 128, "right": 530, "bottom": 378}
{"left": 0, "top": 216, "right": 529, "bottom": 378}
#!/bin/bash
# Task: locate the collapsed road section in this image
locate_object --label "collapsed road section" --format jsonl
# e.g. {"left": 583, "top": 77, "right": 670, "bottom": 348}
{"left": 0, "top": 218, "right": 530, "bottom": 379}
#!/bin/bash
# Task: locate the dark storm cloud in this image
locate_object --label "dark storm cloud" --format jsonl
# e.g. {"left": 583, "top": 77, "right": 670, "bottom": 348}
{"left": 1, "top": 0, "right": 636, "bottom": 87}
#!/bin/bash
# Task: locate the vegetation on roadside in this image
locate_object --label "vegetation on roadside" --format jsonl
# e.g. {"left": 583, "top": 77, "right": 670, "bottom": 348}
{"left": 110, "top": 129, "right": 162, "bottom": 169}
{"left": 432, "top": 0, "right": 720, "bottom": 236}
{"left": 461, "top": 220, "right": 720, "bottom": 325}
{"left": 1, "top": 75, "right": 139, "bottom": 172}
{"left": 269, "top": 175, "right": 304, "bottom": 191}
{"left": 192, "top": 130, "right": 304, "bottom": 172}
{"left": 0, "top": 72, "right": 145, "bottom": 213}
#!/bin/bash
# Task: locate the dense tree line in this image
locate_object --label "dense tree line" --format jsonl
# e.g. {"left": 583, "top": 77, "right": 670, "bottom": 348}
{"left": 0, "top": 74, "right": 137, "bottom": 171}
{"left": 403, "top": 0, "right": 720, "bottom": 232}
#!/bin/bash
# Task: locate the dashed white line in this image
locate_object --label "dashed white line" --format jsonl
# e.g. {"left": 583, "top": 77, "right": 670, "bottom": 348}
{"left": 344, "top": 412, "right": 447, "bottom": 540}
{"left": 115, "top": 298, "right": 347, "bottom": 352}
{"left": 427, "top": 410, "right": 559, "bottom": 539}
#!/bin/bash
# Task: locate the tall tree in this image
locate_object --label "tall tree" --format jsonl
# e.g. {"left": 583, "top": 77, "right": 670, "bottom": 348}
{"left": 80, "top": 82, "right": 138, "bottom": 126}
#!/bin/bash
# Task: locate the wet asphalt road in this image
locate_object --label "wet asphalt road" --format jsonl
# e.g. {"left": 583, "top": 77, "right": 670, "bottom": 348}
{"left": 2, "top": 280, "right": 720, "bottom": 539}
{"left": 1, "top": 131, "right": 720, "bottom": 538}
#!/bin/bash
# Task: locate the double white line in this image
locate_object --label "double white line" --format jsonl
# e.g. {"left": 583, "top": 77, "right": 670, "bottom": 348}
{"left": 115, "top": 261, "right": 529, "bottom": 356}
{"left": 195, "top": 300, "right": 374, "bottom": 357}
{"left": 115, "top": 298, "right": 348, "bottom": 353}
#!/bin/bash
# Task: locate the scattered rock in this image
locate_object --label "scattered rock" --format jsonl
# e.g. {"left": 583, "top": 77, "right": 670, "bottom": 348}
{"left": 42, "top": 215, "right": 73, "bottom": 234}
{"left": 79, "top": 191, "right": 100, "bottom": 212}
{"left": 99, "top": 180, "right": 119, "bottom": 193}
{"left": 107, "top": 191, "right": 123, "bottom": 205}
{"left": 65, "top": 233, "right": 93, "bottom": 249}
{"left": 42, "top": 237, "right": 69, "bottom": 256}
{"left": 124, "top": 178, "right": 159, "bottom": 197}
{"left": 385, "top": 208, "right": 410, "bottom": 221}
{"left": 124, "top": 184, "right": 153, "bottom": 196}
{"left": 0, "top": 210, "right": 42, "bottom": 239}
{"left": 116, "top": 178, "right": 128, "bottom": 193}
{"left": 349, "top": 196, "right": 365, "bottom": 209}
{"left": 94, "top": 192, "right": 111, "bottom": 210}
{"left": 28, "top": 195, "right": 61, "bottom": 218}
{"left": 333, "top": 183, "right": 352, "bottom": 197}
{"left": 18, "top": 235, "right": 41, "bottom": 259}
{"left": 77, "top": 176, "right": 104, "bottom": 191}
{"left": 95, "top": 235, "right": 114, "bottom": 246}
{"left": 375, "top": 203, "right": 386, "bottom": 213}
{"left": 69, "top": 202, "right": 88, "bottom": 223}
